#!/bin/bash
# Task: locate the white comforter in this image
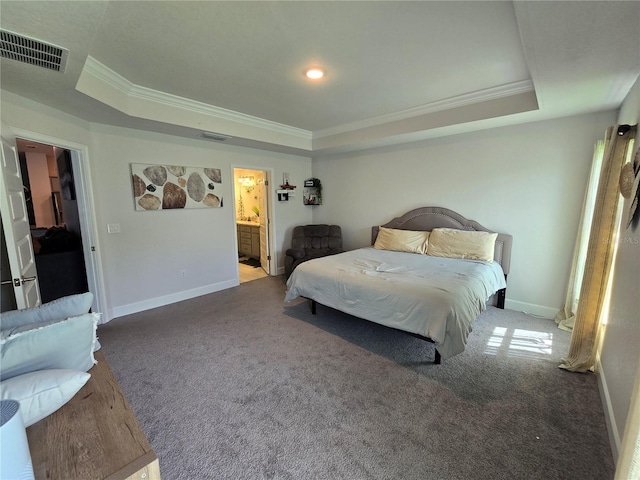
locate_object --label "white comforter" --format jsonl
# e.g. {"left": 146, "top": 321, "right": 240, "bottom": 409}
{"left": 285, "top": 247, "right": 506, "bottom": 360}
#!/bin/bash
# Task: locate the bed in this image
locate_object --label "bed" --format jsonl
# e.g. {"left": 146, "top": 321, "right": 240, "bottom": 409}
{"left": 284, "top": 207, "right": 513, "bottom": 363}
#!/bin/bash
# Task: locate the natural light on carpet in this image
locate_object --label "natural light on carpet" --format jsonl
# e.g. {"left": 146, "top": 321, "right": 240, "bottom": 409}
{"left": 484, "top": 327, "right": 553, "bottom": 359}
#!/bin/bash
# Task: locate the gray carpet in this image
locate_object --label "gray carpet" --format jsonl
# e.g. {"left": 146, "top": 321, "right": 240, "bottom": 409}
{"left": 98, "top": 276, "right": 615, "bottom": 480}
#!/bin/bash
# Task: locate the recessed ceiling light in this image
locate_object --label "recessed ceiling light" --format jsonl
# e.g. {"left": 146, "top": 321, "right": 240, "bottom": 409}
{"left": 306, "top": 68, "right": 324, "bottom": 80}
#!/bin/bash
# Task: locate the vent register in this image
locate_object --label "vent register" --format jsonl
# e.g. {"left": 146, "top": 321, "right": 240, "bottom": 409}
{"left": 1, "top": 29, "right": 69, "bottom": 72}
{"left": 201, "top": 131, "right": 232, "bottom": 142}
{"left": 1, "top": 29, "right": 233, "bottom": 143}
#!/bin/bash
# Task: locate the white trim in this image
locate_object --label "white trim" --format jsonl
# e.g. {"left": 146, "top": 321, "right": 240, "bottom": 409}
{"left": 512, "top": 2, "right": 544, "bottom": 108}
{"left": 314, "top": 80, "right": 535, "bottom": 139}
{"left": 503, "top": 299, "right": 558, "bottom": 319}
{"left": 81, "top": 56, "right": 535, "bottom": 150}
{"left": 6, "top": 127, "right": 107, "bottom": 319}
{"left": 69, "top": 149, "right": 107, "bottom": 321}
{"left": 266, "top": 171, "right": 280, "bottom": 276}
{"left": 82, "top": 56, "right": 311, "bottom": 140}
{"left": 111, "top": 280, "right": 237, "bottom": 319}
{"left": 597, "top": 353, "right": 621, "bottom": 462}
{"left": 265, "top": 169, "right": 276, "bottom": 275}
{"left": 615, "top": 363, "right": 640, "bottom": 479}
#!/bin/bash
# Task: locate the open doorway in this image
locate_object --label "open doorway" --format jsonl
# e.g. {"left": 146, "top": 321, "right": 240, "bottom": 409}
{"left": 234, "top": 167, "right": 271, "bottom": 283}
{"left": 14, "top": 138, "right": 89, "bottom": 303}
{"left": 1, "top": 125, "right": 103, "bottom": 316}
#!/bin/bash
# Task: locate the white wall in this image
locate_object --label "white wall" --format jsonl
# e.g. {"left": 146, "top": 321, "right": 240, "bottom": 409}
{"left": 1, "top": 90, "right": 313, "bottom": 320}
{"left": 311, "top": 111, "right": 617, "bottom": 317}
{"left": 0, "top": 89, "right": 619, "bottom": 318}
{"left": 88, "top": 124, "right": 312, "bottom": 318}
{"left": 1, "top": 91, "right": 93, "bottom": 146}
{"left": 599, "top": 74, "right": 640, "bottom": 462}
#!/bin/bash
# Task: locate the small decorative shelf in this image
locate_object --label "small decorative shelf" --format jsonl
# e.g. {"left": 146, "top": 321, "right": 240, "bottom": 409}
{"left": 277, "top": 183, "right": 296, "bottom": 201}
{"left": 303, "top": 178, "right": 322, "bottom": 205}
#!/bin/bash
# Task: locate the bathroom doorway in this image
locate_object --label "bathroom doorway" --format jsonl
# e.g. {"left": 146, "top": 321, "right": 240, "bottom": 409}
{"left": 234, "top": 167, "right": 271, "bottom": 283}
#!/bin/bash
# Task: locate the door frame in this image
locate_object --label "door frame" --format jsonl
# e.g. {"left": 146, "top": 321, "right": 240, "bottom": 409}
{"left": 7, "top": 125, "right": 107, "bottom": 317}
{"left": 232, "top": 165, "right": 276, "bottom": 278}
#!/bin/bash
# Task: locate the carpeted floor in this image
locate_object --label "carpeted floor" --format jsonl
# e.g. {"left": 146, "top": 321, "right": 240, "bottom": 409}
{"left": 98, "top": 276, "right": 615, "bottom": 480}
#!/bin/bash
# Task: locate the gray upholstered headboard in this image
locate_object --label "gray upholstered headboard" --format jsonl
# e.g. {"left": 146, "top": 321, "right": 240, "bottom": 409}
{"left": 371, "top": 206, "right": 513, "bottom": 276}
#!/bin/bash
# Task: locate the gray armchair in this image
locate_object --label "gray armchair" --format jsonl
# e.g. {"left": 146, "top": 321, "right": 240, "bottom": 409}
{"left": 285, "top": 224, "right": 343, "bottom": 280}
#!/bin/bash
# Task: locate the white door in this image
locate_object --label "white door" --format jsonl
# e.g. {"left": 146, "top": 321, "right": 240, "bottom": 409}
{"left": 1, "top": 128, "right": 41, "bottom": 308}
{"left": 258, "top": 172, "right": 270, "bottom": 274}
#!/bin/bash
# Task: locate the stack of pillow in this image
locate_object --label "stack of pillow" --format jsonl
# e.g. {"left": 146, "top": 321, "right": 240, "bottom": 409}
{"left": 0, "top": 293, "right": 99, "bottom": 427}
{"left": 374, "top": 226, "right": 498, "bottom": 262}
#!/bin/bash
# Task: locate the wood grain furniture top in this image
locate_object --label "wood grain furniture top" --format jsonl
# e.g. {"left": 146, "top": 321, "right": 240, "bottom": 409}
{"left": 26, "top": 350, "right": 160, "bottom": 480}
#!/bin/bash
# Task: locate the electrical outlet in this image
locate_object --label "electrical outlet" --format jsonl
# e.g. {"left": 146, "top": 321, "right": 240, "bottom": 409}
{"left": 180, "top": 269, "right": 187, "bottom": 279}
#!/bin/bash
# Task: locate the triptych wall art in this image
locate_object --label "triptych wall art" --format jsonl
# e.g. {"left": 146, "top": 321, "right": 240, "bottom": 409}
{"left": 131, "top": 163, "right": 223, "bottom": 210}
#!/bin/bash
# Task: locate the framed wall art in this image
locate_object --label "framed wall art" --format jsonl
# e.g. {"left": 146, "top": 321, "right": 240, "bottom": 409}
{"left": 131, "top": 164, "right": 223, "bottom": 210}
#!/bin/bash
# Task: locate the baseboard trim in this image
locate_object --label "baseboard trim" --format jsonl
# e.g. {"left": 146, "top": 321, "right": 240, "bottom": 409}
{"left": 596, "top": 353, "right": 620, "bottom": 463}
{"left": 504, "top": 299, "right": 558, "bottom": 319}
{"left": 110, "top": 280, "right": 238, "bottom": 320}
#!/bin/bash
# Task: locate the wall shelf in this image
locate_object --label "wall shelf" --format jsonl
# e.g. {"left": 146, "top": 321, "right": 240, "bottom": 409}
{"left": 277, "top": 185, "right": 295, "bottom": 201}
{"left": 303, "top": 178, "right": 322, "bottom": 205}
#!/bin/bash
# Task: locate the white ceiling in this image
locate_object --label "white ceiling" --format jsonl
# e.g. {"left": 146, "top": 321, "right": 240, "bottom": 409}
{"left": 1, "top": 1, "right": 639, "bottom": 156}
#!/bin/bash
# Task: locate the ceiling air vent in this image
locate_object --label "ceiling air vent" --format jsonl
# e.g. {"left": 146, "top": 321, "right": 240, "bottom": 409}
{"left": 0, "top": 29, "right": 69, "bottom": 72}
{"left": 201, "top": 131, "right": 232, "bottom": 142}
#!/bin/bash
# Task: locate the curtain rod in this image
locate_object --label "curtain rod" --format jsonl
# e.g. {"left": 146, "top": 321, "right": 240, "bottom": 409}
{"left": 617, "top": 124, "right": 637, "bottom": 136}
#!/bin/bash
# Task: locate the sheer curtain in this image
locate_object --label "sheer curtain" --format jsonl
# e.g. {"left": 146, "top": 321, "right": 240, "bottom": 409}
{"left": 555, "top": 140, "right": 605, "bottom": 332}
{"left": 559, "top": 125, "right": 636, "bottom": 373}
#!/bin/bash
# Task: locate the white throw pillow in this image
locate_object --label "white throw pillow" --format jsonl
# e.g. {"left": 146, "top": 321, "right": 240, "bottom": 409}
{"left": 374, "top": 227, "right": 430, "bottom": 254}
{"left": 0, "top": 313, "right": 99, "bottom": 381}
{"left": 427, "top": 228, "right": 497, "bottom": 262}
{"left": 0, "top": 292, "right": 93, "bottom": 331}
{"left": 0, "top": 369, "right": 91, "bottom": 427}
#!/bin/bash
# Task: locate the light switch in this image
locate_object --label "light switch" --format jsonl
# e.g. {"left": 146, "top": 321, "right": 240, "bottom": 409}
{"left": 107, "top": 223, "right": 121, "bottom": 234}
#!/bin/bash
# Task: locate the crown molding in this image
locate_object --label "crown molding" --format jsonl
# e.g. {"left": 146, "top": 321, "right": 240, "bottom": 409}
{"left": 313, "top": 79, "right": 535, "bottom": 139}
{"left": 79, "top": 56, "right": 536, "bottom": 153}
{"left": 81, "top": 56, "right": 311, "bottom": 140}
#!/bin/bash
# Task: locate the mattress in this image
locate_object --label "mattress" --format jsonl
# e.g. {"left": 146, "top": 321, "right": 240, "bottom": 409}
{"left": 285, "top": 247, "right": 506, "bottom": 360}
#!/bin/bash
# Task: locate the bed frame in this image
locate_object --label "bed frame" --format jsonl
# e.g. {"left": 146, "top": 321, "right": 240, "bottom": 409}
{"left": 309, "top": 206, "right": 513, "bottom": 364}
{"left": 371, "top": 206, "right": 512, "bottom": 307}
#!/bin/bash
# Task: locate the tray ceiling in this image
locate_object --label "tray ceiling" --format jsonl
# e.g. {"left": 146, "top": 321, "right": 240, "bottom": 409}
{"left": 1, "top": 1, "right": 638, "bottom": 155}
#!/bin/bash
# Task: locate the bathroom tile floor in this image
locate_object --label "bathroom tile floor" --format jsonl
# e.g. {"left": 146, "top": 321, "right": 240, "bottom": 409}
{"left": 239, "top": 257, "right": 268, "bottom": 283}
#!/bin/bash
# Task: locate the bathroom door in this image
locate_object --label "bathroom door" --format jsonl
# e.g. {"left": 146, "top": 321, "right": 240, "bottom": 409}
{"left": 258, "top": 172, "right": 270, "bottom": 274}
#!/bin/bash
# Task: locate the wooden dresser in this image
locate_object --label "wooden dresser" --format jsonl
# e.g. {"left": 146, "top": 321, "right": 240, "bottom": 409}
{"left": 26, "top": 351, "right": 160, "bottom": 480}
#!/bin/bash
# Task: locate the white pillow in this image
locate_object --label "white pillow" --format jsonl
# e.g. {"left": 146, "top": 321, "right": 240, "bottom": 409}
{"left": 0, "top": 313, "right": 98, "bottom": 381}
{"left": 427, "top": 228, "right": 497, "bottom": 262}
{"left": 0, "top": 369, "right": 90, "bottom": 427}
{"left": 0, "top": 292, "right": 93, "bottom": 331}
{"left": 374, "top": 227, "right": 430, "bottom": 254}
